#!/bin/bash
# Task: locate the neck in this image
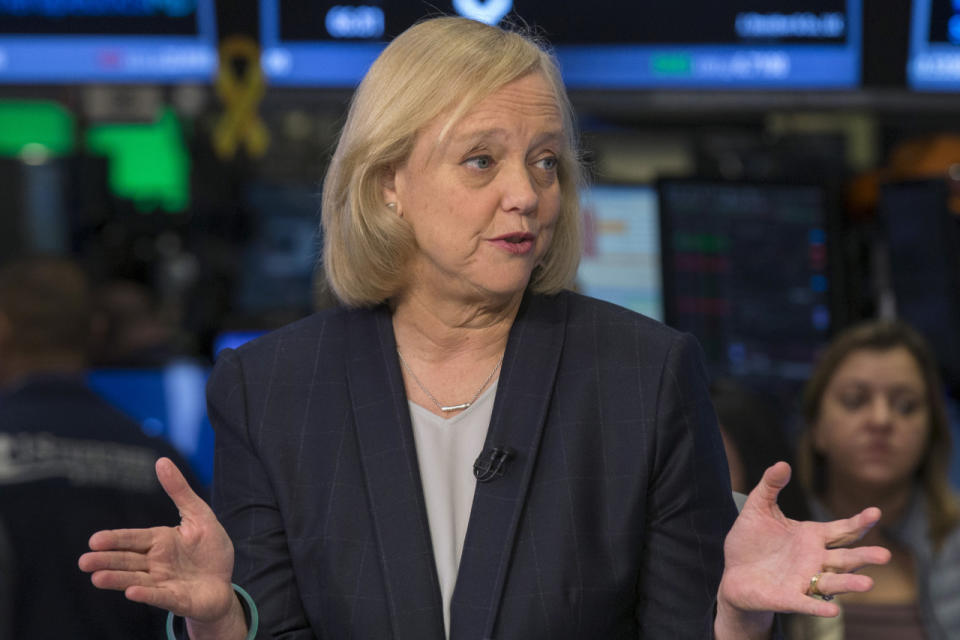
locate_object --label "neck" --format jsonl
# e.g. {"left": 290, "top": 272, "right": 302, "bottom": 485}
{"left": 390, "top": 287, "right": 522, "bottom": 360}
{"left": 0, "top": 352, "right": 86, "bottom": 389}
{"left": 821, "top": 477, "right": 914, "bottom": 533}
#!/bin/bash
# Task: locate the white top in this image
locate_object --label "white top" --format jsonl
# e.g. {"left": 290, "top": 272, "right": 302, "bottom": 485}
{"left": 408, "top": 381, "right": 497, "bottom": 640}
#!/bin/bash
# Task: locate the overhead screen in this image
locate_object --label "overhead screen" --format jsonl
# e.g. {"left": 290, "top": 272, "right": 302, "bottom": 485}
{"left": 658, "top": 180, "right": 835, "bottom": 386}
{"left": 0, "top": 0, "right": 218, "bottom": 83}
{"left": 907, "top": 0, "right": 960, "bottom": 90}
{"left": 261, "top": 0, "right": 862, "bottom": 89}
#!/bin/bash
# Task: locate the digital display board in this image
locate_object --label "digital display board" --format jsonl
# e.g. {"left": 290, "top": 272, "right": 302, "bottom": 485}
{"left": 576, "top": 184, "right": 662, "bottom": 321}
{"left": 658, "top": 180, "right": 833, "bottom": 384}
{"left": 260, "top": 0, "right": 862, "bottom": 89}
{"left": 0, "top": 0, "right": 218, "bottom": 83}
{"left": 879, "top": 179, "right": 960, "bottom": 390}
{"left": 907, "top": 0, "right": 960, "bottom": 90}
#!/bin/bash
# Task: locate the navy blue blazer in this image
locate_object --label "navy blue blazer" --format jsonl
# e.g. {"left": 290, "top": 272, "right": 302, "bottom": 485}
{"left": 208, "top": 291, "right": 737, "bottom": 639}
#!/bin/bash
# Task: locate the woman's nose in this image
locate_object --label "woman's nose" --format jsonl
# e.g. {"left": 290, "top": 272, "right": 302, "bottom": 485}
{"left": 499, "top": 163, "right": 539, "bottom": 215}
{"left": 866, "top": 397, "right": 893, "bottom": 428}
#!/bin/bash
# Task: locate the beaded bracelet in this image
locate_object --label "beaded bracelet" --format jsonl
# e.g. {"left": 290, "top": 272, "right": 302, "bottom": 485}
{"left": 165, "top": 583, "right": 259, "bottom": 640}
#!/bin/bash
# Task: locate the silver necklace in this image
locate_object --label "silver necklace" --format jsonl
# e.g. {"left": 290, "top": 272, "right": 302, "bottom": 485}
{"left": 396, "top": 349, "right": 503, "bottom": 412}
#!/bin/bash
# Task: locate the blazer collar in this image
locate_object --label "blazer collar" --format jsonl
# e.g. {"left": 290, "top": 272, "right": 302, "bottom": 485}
{"left": 345, "top": 292, "right": 568, "bottom": 640}
{"left": 450, "top": 292, "right": 567, "bottom": 640}
{"left": 346, "top": 304, "right": 446, "bottom": 640}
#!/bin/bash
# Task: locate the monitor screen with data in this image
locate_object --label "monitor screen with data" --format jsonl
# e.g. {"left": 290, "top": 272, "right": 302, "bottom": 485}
{"left": 907, "top": 0, "right": 960, "bottom": 90}
{"left": 658, "top": 179, "right": 835, "bottom": 385}
{"left": 576, "top": 184, "right": 662, "bottom": 321}
{"left": 260, "top": 0, "right": 862, "bottom": 89}
{"left": 0, "top": 0, "right": 218, "bottom": 83}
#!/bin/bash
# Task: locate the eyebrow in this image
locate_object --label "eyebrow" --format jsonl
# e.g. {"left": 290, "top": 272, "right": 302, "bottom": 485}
{"left": 449, "top": 128, "right": 566, "bottom": 149}
{"left": 835, "top": 380, "right": 924, "bottom": 394}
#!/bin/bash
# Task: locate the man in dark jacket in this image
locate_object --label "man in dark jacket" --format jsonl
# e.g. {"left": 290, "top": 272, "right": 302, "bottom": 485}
{"left": 0, "top": 256, "right": 200, "bottom": 639}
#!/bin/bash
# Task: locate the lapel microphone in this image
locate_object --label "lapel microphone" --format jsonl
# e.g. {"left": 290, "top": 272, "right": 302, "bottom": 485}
{"left": 473, "top": 446, "right": 513, "bottom": 483}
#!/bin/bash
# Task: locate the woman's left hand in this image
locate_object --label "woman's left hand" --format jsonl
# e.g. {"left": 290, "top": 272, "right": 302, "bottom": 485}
{"left": 714, "top": 461, "right": 891, "bottom": 639}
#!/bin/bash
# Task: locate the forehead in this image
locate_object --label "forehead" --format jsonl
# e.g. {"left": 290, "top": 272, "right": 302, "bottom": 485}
{"left": 433, "top": 73, "right": 564, "bottom": 143}
{"left": 830, "top": 347, "right": 925, "bottom": 388}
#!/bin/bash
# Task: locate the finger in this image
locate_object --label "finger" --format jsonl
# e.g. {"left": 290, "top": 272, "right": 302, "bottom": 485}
{"left": 747, "top": 461, "right": 791, "bottom": 509}
{"left": 808, "top": 571, "right": 875, "bottom": 598}
{"left": 155, "top": 457, "right": 211, "bottom": 521}
{"left": 79, "top": 550, "right": 149, "bottom": 574}
{"left": 88, "top": 528, "right": 159, "bottom": 553}
{"left": 125, "top": 585, "right": 185, "bottom": 613}
{"left": 822, "top": 507, "right": 883, "bottom": 547}
{"left": 822, "top": 545, "right": 892, "bottom": 573}
{"left": 789, "top": 593, "right": 841, "bottom": 618}
{"left": 90, "top": 569, "right": 154, "bottom": 592}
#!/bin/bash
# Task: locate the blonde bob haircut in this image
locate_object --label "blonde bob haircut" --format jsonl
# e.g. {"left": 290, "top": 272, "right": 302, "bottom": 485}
{"left": 796, "top": 320, "right": 960, "bottom": 548}
{"left": 321, "top": 16, "right": 583, "bottom": 307}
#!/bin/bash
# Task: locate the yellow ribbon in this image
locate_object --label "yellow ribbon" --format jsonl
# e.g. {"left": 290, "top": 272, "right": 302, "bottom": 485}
{"left": 212, "top": 36, "right": 269, "bottom": 159}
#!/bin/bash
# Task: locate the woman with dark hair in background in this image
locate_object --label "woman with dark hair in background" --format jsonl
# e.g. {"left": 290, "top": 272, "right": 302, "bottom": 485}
{"left": 790, "top": 320, "right": 960, "bottom": 640}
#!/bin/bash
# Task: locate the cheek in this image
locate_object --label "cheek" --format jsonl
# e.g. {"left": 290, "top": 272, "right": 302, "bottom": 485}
{"left": 900, "top": 419, "right": 931, "bottom": 467}
{"left": 812, "top": 410, "right": 857, "bottom": 458}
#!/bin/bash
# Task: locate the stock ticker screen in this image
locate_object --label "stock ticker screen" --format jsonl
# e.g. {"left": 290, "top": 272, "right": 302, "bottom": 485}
{"left": 577, "top": 184, "right": 663, "bottom": 322}
{"left": 658, "top": 180, "right": 833, "bottom": 386}
{"left": 260, "top": 0, "right": 862, "bottom": 89}
{"left": 908, "top": 0, "right": 960, "bottom": 89}
{"left": 0, "top": 0, "right": 218, "bottom": 83}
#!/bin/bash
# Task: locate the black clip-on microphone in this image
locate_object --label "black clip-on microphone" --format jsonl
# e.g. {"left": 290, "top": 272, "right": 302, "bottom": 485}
{"left": 473, "top": 446, "right": 513, "bottom": 483}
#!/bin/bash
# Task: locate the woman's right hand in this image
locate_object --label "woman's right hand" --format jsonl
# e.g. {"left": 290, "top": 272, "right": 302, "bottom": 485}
{"left": 79, "top": 457, "right": 246, "bottom": 637}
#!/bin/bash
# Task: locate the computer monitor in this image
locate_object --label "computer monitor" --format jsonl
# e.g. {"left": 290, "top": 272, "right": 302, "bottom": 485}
{"left": 577, "top": 184, "right": 662, "bottom": 321}
{"left": 907, "top": 0, "right": 960, "bottom": 90}
{"left": 0, "top": 0, "right": 218, "bottom": 83}
{"left": 260, "top": 0, "right": 862, "bottom": 90}
{"left": 658, "top": 179, "right": 836, "bottom": 386}
{"left": 879, "top": 179, "right": 960, "bottom": 391}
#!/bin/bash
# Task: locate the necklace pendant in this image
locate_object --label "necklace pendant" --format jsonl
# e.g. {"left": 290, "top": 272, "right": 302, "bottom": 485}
{"left": 440, "top": 402, "right": 471, "bottom": 412}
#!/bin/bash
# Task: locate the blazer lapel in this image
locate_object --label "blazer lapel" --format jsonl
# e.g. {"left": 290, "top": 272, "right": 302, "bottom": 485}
{"left": 450, "top": 292, "right": 568, "bottom": 640}
{"left": 346, "top": 305, "right": 446, "bottom": 640}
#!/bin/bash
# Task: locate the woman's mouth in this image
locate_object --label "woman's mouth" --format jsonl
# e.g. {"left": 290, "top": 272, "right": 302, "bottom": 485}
{"left": 490, "top": 232, "right": 535, "bottom": 255}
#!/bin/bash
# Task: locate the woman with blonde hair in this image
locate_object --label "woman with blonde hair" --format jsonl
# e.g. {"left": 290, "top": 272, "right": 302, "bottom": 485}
{"left": 81, "top": 17, "right": 889, "bottom": 639}
{"left": 791, "top": 320, "right": 960, "bottom": 639}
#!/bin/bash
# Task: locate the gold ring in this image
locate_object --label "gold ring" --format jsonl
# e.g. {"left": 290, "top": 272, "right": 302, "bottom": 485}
{"left": 808, "top": 571, "right": 834, "bottom": 601}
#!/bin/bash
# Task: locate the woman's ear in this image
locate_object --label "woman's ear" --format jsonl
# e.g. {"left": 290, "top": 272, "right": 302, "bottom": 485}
{"left": 381, "top": 166, "right": 399, "bottom": 213}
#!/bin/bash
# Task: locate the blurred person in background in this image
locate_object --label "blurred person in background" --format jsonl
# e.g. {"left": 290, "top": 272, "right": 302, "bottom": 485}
{"left": 790, "top": 320, "right": 960, "bottom": 640}
{"left": 711, "top": 377, "right": 811, "bottom": 520}
{"left": 91, "top": 277, "right": 181, "bottom": 367}
{"left": 0, "top": 256, "right": 200, "bottom": 639}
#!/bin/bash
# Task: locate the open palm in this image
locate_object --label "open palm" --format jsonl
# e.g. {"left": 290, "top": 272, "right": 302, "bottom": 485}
{"left": 79, "top": 457, "right": 236, "bottom": 623}
{"left": 721, "top": 462, "right": 891, "bottom": 618}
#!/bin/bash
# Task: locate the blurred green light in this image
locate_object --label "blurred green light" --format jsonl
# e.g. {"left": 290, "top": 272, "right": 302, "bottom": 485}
{"left": 0, "top": 100, "right": 75, "bottom": 157}
{"left": 86, "top": 107, "right": 190, "bottom": 212}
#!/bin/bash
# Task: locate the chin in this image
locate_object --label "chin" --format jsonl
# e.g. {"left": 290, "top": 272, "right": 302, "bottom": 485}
{"left": 849, "top": 468, "right": 914, "bottom": 491}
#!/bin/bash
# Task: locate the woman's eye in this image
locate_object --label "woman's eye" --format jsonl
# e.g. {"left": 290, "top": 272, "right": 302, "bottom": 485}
{"left": 464, "top": 155, "right": 493, "bottom": 170}
{"left": 893, "top": 397, "right": 922, "bottom": 416}
{"left": 536, "top": 156, "right": 558, "bottom": 171}
{"left": 839, "top": 393, "right": 867, "bottom": 410}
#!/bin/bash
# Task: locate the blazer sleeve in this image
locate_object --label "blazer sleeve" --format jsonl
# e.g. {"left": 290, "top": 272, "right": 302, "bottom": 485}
{"left": 635, "top": 332, "right": 738, "bottom": 637}
{"left": 207, "top": 348, "right": 316, "bottom": 640}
